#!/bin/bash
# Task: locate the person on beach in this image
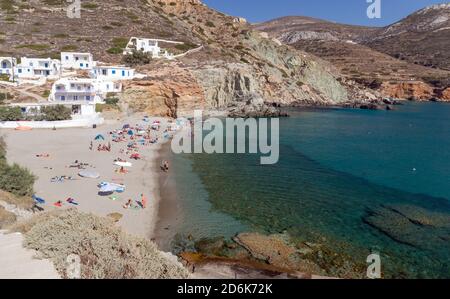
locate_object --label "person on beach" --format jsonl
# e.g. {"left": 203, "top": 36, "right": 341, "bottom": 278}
{"left": 141, "top": 193, "right": 147, "bottom": 209}
{"left": 123, "top": 199, "right": 132, "bottom": 209}
{"left": 89, "top": 141, "right": 93, "bottom": 151}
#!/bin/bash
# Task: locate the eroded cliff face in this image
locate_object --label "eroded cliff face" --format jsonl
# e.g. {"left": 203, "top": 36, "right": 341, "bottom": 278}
{"left": 120, "top": 63, "right": 205, "bottom": 118}
{"left": 187, "top": 30, "right": 351, "bottom": 112}
{"left": 380, "top": 81, "right": 436, "bottom": 101}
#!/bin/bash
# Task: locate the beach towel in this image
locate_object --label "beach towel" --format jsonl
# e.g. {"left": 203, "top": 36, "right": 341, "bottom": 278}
{"left": 66, "top": 198, "right": 79, "bottom": 205}
{"left": 32, "top": 195, "right": 45, "bottom": 204}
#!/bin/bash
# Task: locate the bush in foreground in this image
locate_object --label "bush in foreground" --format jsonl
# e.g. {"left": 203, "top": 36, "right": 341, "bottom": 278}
{"left": 15, "top": 209, "right": 189, "bottom": 279}
{"left": 0, "top": 140, "right": 35, "bottom": 198}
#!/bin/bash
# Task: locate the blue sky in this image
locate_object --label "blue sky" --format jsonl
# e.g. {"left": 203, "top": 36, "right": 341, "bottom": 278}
{"left": 202, "top": 0, "right": 450, "bottom": 26}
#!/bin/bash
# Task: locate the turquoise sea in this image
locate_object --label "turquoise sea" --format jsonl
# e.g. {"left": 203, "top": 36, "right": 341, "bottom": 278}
{"left": 163, "top": 102, "right": 450, "bottom": 278}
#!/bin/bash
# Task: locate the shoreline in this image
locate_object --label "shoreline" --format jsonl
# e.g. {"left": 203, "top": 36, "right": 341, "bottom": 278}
{"left": 153, "top": 140, "right": 183, "bottom": 251}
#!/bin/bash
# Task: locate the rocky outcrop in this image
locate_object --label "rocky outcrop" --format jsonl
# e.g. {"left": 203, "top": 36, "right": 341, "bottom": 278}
{"left": 189, "top": 30, "right": 351, "bottom": 112}
{"left": 227, "top": 96, "right": 287, "bottom": 118}
{"left": 190, "top": 63, "right": 260, "bottom": 109}
{"left": 437, "top": 87, "right": 450, "bottom": 101}
{"left": 380, "top": 81, "right": 435, "bottom": 101}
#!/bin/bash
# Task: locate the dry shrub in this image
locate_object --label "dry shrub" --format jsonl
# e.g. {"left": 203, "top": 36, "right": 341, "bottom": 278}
{"left": 0, "top": 206, "right": 16, "bottom": 228}
{"left": 0, "top": 189, "right": 34, "bottom": 209}
{"left": 15, "top": 209, "right": 189, "bottom": 279}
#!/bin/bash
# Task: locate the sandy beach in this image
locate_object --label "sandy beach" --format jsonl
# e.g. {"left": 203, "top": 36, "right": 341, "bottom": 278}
{"left": 2, "top": 116, "right": 173, "bottom": 239}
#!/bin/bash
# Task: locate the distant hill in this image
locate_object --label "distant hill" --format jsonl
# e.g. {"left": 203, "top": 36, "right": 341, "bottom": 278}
{"left": 254, "top": 4, "right": 450, "bottom": 94}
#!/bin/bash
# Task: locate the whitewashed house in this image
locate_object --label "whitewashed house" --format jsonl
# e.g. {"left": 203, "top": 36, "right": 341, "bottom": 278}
{"left": 123, "top": 37, "right": 163, "bottom": 58}
{"left": 15, "top": 57, "right": 60, "bottom": 79}
{"left": 91, "top": 64, "right": 135, "bottom": 80}
{"left": 49, "top": 77, "right": 121, "bottom": 114}
{"left": 61, "top": 52, "right": 95, "bottom": 70}
{"left": 0, "top": 57, "right": 16, "bottom": 78}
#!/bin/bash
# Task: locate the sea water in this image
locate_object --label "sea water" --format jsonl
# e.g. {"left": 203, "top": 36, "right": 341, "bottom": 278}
{"left": 165, "top": 102, "right": 450, "bottom": 278}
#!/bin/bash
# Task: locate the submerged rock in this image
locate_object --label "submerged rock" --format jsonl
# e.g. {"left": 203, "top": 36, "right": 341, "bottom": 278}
{"left": 363, "top": 204, "right": 450, "bottom": 250}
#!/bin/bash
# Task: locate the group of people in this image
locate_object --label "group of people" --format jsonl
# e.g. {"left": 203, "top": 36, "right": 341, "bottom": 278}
{"left": 123, "top": 193, "right": 148, "bottom": 210}
{"left": 161, "top": 160, "right": 170, "bottom": 172}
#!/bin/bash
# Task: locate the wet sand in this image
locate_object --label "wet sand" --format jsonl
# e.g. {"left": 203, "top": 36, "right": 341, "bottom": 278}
{"left": 2, "top": 116, "right": 171, "bottom": 238}
{"left": 153, "top": 141, "right": 184, "bottom": 250}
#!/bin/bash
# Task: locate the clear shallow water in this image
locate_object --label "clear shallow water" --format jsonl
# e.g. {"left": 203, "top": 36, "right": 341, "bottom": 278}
{"left": 166, "top": 102, "right": 450, "bottom": 278}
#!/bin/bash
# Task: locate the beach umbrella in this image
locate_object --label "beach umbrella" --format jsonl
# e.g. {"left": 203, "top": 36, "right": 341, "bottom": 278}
{"left": 78, "top": 170, "right": 100, "bottom": 179}
{"left": 98, "top": 182, "right": 125, "bottom": 193}
{"left": 95, "top": 134, "right": 105, "bottom": 141}
{"left": 127, "top": 130, "right": 134, "bottom": 136}
{"left": 99, "top": 184, "right": 118, "bottom": 193}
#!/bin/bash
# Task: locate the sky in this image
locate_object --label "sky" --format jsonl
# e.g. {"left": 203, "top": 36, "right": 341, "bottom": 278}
{"left": 202, "top": 0, "right": 450, "bottom": 26}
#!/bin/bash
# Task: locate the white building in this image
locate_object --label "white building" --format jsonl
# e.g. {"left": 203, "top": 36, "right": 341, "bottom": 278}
{"left": 123, "top": 37, "right": 165, "bottom": 58}
{"left": 0, "top": 57, "right": 16, "bottom": 78}
{"left": 61, "top": 52, "right": 95, "bottom": 70}
{"left": 15, "top": 57, "right": 60, "bottom": 79}
{"left": 91, "top": 64, "right": 135, "bottom": 80}
{"left": 49, "top": 78, "right": 121, "bottom": 103}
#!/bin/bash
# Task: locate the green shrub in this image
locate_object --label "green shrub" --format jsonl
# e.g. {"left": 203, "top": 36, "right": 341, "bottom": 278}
{"left": 40, "top": 105, "right": 71, "bottom": 121}
{"left": 106, "top": 47, "right": 123, "bottom": 55}
{"left": 0, "top": 74, "right": 10, "bottom": 82}
{"left": 122, "top": 50, "right": 152, "bottom": 66}
{"left": 81, "top": 2, "right": 98, "bottom": 9}
{"left": 105, "top": 97, "right": 119, "bottom": 105}
{"left": 0, "top": 160, "right": 35, "bottom": 197}
{"left": 0, "top": 92, "right": 13, "bottom": 102}
{"left": 0, "top": 106, "right": 23, "bottom": 121}
{"left": 205, "top": 21, "right": 215, "bottom": 27}
{"left": 53, "top": 33, "right": 69, "bottom": 38}
{"left": 112, "top": 37, "right": 129, "bottom": 48}
{"left": 61, "top": 45, "right": 78, "bottom": 51}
